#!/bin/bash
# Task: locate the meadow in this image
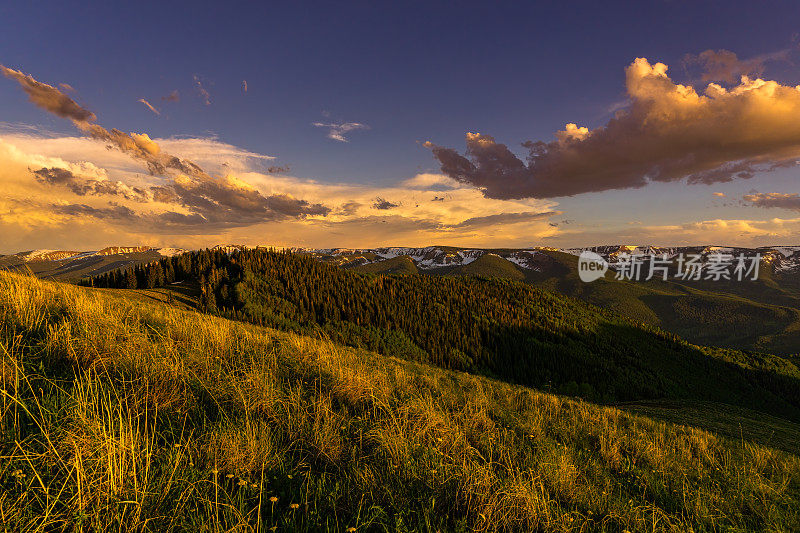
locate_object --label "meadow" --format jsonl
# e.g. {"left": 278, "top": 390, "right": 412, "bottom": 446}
{"left": 2, "top": 270, "right": 799, "bottom": 531}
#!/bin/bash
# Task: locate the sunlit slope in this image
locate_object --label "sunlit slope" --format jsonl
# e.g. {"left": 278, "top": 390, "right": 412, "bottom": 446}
{"left": 1, "top": 271, "right": 799, "bottom": 532}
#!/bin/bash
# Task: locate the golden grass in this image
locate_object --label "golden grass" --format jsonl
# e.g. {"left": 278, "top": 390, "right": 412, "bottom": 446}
{"left": 0, "top": 270, "right": 798, "bottom": 531}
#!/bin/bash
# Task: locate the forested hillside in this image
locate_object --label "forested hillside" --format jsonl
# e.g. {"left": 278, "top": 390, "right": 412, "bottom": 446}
{"left": 84, "top": 249, "right": 800, "bottom": 421}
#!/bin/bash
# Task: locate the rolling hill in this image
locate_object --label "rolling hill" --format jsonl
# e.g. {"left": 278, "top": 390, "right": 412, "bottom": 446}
{"left": 318, "top": 246, "right": 800, "bottom": 357}
{"left": 83, "top": 248, "right": 800, "bottom": 424}
{"left": 1, "top": 270, "right": 799, "bottom": 531}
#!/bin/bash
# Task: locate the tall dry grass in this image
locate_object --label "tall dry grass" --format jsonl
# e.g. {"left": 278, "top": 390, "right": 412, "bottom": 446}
{"left": 0, "top": 270, "right": 798, "bottom": 531}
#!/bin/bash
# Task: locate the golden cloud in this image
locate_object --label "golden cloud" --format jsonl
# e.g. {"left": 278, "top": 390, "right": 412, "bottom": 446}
{"left": 428, "top": 57, "right": 800, "bottom": 199}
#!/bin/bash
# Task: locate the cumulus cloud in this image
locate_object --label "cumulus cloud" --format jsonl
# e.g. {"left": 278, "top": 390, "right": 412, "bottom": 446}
{"left": 138, "top": 98, "right": 160, "bottom": 116}
{"left": 743, "top": 192, "right": 800, "bottom": 211}
{"left": 313, "top": 121, "right": 369, "bottom": 142}
{"left": 427, "top": 57, "right": 800, "bottom": 199}
{"left": 1, "top": 65, "right": 96, "bottom": 122}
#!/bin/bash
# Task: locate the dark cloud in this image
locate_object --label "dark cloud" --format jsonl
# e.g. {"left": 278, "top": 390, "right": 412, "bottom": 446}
{"left": 450, "top": 211, "right": 558, "bottom": 229}
{"left": 372, "top": 197, "right": 400, "bottom": 210}
{"left": 266, "top": 165, "right": 290, "bottom": 174}
{"left": 743, "top": 192, "right": 800, "bottom": 211}
{"left": 51, "top": 203, "right": 138, "bottom": 221}
{"left": 683, "top": 49, "right": 791, "bottom": 84}
{"left": 32, "top": 167, "right": 150, "bottom": 201}
{"left": 427, "top": 57, "right": 800, "bottom": 200}
{"left": 1, "top": 66, "right": 96, "bottom": 122}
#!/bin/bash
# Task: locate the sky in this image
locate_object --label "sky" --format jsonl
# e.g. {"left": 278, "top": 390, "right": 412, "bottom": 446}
{"left": 2, "top": 1, "right": 800, "bottom": 252}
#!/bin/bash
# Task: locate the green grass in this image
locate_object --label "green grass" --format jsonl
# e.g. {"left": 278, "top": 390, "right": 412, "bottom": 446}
{"left": 2, "top": 271, "right": 800, "bottom": 531}
{"left": 617, "top": 400, "right": 800, "bottom": 456}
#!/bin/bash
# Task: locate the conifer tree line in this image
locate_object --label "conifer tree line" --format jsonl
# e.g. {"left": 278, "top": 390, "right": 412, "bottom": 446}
{"left": 82, "top": 248, "right": 800, "bottom": 417}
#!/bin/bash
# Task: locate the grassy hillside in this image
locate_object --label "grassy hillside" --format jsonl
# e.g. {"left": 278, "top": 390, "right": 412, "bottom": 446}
{"left": 1, "top": 271, "right": 799, "bottom": 531}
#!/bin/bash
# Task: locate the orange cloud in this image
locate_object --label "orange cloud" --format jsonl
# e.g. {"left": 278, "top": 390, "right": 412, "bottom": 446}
{"left": 138, "top": 98, "right": 161, "bottom": 116}
{"left": 743, "top": 192, "right": 800, "bottom": 211}
{"left": 428, "top": 57, "right": 800, "bottom": 199}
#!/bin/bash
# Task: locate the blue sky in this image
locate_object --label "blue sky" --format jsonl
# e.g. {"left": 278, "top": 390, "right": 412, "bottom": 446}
{"left": 2, "top": 1, "right": 800, "bottom": 251}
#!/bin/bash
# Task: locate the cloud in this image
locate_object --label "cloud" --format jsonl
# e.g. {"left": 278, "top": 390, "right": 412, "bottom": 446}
{"left": 193, "top": 75, "right": 211, "bottom": 105}
{"left": 450, "top": 210, "right": 559, "bottom": 229}
{"left": 0, "top": 67, "right": 563, "bottom": 250}
{"left": 1, "top": 65, "right": 96, "bottom": 122}
{"left": 162, "top": 90, "right": 180, "bottom": 102}
{"left": 0, "top": 129, "right": 561, "bottom": 250}
{"left": 683, "top": 48, "right": 792, "bottom": 84}
{"left": 336, "top": 201, "right": 362, "bottom": 216}
{"left": 372, "top": 197, "right": 400, "bottom": 210}
{"left": 312, "top": 121, "right": 369, "bottom": 142}
{"left": 266, "top": 165, "right": 289, "bottom": 174}
{"left": 138, "top": 98, "right": 161, "bottom": 116}
{"left": 1, "top": 67, "right": 330, "bottom": 229}
{"left": 427, "top": 57, "right": 800, "bottom": 199}
{"left": 743, "top": 192, "right": 800, "bottom": 211}
{"left": 51, "top": 202, "right": 138, "bottom": 221}
{"left": 32, "top": 167, "right": 150, "bottom": 201}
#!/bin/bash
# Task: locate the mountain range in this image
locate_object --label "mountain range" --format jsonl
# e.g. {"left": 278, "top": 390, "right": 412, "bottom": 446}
{"left": 4, "top": 243, "right": 800, "bottom": 357}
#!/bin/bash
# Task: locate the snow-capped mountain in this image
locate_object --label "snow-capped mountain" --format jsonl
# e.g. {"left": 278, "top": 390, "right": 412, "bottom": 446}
{"left": 299, "top": 244, "right": 800, "bottom": 276}
{"left": 4, "top": 243, "right": 800, "bottom": 280}
{"left": 11, "top": 246, "right": 185, "bottom": 262}
{"left": 302, "top": 246, "right": 549, "bottom": 271}
{"left": 0, "top": 246, "right": 188, "bottom": 281}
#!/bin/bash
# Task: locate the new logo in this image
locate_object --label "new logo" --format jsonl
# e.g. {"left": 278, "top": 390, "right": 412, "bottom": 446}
{"left": 578, "top": 251, "right": 608, "bottom": 282}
